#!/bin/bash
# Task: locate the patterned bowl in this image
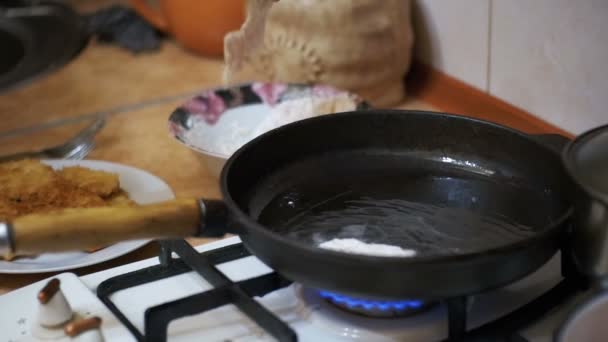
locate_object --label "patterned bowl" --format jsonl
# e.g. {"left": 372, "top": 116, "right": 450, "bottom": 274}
{"left": 168, "top": 82, "right": 368, "bottom": 178}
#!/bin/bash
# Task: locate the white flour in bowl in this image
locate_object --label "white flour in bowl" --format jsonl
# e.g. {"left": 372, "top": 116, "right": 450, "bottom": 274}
{"left": 251, "top": 93, "right": 356, "bottom": 137}
{"left": 318, "top": 238, "right": 417, "bottom": 257}
{"left": 184, "top": 93, "right": 357, "bottom": 157}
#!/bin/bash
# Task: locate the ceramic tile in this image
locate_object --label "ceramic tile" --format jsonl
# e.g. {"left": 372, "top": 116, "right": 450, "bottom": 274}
{"left": 413, "top": 0, "right": 490, "bottom": 90}
{"left": 490, "top": 0, "right": 608, "bottom": 134}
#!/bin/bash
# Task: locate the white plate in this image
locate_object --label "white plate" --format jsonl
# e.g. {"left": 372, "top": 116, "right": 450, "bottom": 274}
{"left": 0, "top": 159, "right": 175, "bottom": 274}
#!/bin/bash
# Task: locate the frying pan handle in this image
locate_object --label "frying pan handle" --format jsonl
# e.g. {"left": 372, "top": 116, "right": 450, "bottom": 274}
{"left": 529, "top": 133, "right": 572, "bottom": 154}
{"left": 0, "top": 198, "right": 229, "bottom": 256}
{"left": 197, "top": 199, "right": 229, "bottom": 237}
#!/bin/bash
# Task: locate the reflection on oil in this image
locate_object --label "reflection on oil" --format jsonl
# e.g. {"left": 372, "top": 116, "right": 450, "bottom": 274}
{"left": 259, "top": 175, "right": 555, "bottom": 257}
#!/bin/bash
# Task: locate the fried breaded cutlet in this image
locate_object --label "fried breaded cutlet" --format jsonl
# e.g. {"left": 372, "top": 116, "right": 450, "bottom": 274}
{"left": 0, "top": 159, "right": 59, "bottom": 201}
{"left": 58, "top": 166, "right": 119, "bottom": 197}
{"left": 0, "top": 160, "right": 109, "bottom": 221}
{"left": 0, "top": 197, "right": 19, "bottom": 221}
{"left": 0, "top": 159, "right": 136, "bottom": 260}
{"left": 105, "top": 189, "right": 137, "bottom": 207}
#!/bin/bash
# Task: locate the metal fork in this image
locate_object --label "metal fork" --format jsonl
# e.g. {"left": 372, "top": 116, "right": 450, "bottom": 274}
{"left": 0, "top": 115, "right": 105, "bottom": 162}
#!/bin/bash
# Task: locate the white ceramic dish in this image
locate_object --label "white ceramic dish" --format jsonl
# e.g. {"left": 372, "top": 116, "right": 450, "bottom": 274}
{"left": 168, "top": 82, "right": 367, "bottom": 178}
{"left": 0, "top": 159, "right": 174, "bottom": 274}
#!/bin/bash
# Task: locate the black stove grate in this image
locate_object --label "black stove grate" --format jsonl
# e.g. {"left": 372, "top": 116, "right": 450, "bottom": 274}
{"left": 97, "top": 239, "right": 584, "bottom": 342}
{"left": 97, "top": 239, "right": 296, "bottom": 342}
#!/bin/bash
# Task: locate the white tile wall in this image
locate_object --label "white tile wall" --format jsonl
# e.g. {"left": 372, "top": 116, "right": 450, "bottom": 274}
{"left": 412, "top": 0, "right": 490, "bottom": 90}
{"left": 489, "top": 0, "right": 608, "bottom": 134}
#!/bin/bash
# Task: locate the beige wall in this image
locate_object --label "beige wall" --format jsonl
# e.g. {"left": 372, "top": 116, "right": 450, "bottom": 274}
{"left": 412, "top": 0, "right": 608, "bottom": 134}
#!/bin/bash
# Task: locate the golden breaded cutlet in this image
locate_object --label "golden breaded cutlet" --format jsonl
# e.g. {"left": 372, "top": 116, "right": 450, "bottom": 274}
{"left": 15, "top": 179, "right": 106, "bottom": 215}
{"left": 0, "top": 177, "right": 105, "bottom": 219}
{"left": 0, "top": 159, "right": 137, "bottom": 260}
{"left": 0, "top": 160, "right": 118, "bottom": 218}
{"left": 105, "top": 189, "right": 137, "bottom": 207}
{"left": 58, "top": 166, "right": 120, "bottom": 197}
{"left": 0, "top": 197, "right": 19, "bottom": 221}
{"left": 0, "top": 159, "right": 59, "bottom": 200}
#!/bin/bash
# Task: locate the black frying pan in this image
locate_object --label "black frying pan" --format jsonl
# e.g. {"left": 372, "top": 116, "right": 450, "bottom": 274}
{"left": 1, "top": 110, "right": 573, "bottom": 300}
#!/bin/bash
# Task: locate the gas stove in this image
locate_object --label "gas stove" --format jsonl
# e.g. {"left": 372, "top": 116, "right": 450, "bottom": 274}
{"left": 0, "top": 236, "right": 589, "bottom": 342}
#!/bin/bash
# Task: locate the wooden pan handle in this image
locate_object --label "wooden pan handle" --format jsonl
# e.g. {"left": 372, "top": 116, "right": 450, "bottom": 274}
{"left": 4, "top": 198, "right": 202, "bottom": 255}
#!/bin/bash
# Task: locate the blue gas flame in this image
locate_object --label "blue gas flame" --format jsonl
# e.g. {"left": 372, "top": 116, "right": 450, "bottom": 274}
{"left": 319, "top": 290, "right": 424, "bottom": 311}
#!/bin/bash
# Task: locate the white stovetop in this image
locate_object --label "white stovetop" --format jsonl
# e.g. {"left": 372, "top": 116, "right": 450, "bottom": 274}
{"left": 0, "top": 237, "right": 585, "bottom": 342}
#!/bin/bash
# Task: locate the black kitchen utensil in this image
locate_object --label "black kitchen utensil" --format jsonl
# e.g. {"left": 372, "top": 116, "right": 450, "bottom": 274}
{"left": 86, "top": 4, "right": 162, "bottom": 53}
{"left": 0, "top": 1, "right": 159, "bottom": 94}
{"left": 1, "top": 110, "right": 574, "bottom": 301}
{"left": 0, "top": 1, "right": 88, "bottom": 93}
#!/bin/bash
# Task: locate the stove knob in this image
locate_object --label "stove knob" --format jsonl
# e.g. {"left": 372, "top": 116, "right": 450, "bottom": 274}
{"left": 36, "top": 278, "right": 73, "bottom": 328}
{"left": 65, "top": 316, "right": 104, "bottom": 342}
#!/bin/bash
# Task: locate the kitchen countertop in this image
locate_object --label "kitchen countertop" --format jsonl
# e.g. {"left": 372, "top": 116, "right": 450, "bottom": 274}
{"left": 0, "top": 37, "right": 436, "bottom": 294}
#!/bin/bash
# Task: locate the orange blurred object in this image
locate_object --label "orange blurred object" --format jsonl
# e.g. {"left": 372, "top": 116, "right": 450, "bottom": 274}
{"left": 129, "top": 0, "right": 246, "bottom": 56}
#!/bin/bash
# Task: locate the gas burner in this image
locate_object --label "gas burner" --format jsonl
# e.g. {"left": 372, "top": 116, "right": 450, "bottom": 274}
{"left": 318, "top": 290, "right": 435, "bottom": 318}
{"left": 93, "top": 239, "right": 584, "bottom": 342}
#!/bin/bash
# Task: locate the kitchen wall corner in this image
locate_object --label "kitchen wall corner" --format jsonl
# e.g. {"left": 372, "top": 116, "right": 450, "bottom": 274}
{"left": 412, "top": 0, "right": 490, "bottom": 91}
{"left": 489, "top": 0, "right": 608, "bottom": 134}
{"left": 412, "top": 0, "right": 608, "bottom": 134}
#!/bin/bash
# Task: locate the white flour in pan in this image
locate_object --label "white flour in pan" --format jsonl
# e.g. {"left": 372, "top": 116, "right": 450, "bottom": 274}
{"left": 319, "top": 238, "right": 417, "bottom": 257}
